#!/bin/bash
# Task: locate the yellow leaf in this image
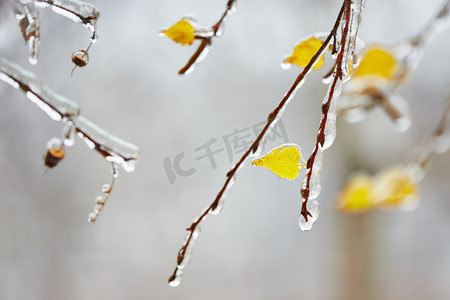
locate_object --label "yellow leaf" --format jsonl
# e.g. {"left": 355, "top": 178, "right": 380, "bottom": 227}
{"left": 162, "top": 19, "right": 195, "bottom": 46}
{"left": 353, "top": 45, "right": 399, "bottom": 80}
{"left": 284, "top": 37, "right": 325, "bottom": 70}
{"left": 336, "top": 167, "right": 420, "bottom": 213}
{"left": 251, "top": 144, "right": 305, "bottom": 180}
{"left": 336, "top": 174, "right": 376, "bottom": 213}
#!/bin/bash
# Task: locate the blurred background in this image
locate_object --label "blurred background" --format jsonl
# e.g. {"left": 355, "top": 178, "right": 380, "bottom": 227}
{"left": 0, "top": 0, "right": 450, "bottom": 299}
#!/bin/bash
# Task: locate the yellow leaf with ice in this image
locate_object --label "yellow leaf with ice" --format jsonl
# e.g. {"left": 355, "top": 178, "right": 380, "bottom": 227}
{"left": 336, "top": 174, "right": 376, "bottom": 213}
{"left": 251, "top": 144, "right": 305, "bottom": 180}
{"left": 284, "top": 37, "right": 325, "bottom": 70}
{"left": 353, "top": 46, "right": 399, "bottom": 80}
{"left": 373, "top": 167, "right": 419, "bottom": 210}
{"left": 162, "top": 19, "right": 195, "bottom": 46}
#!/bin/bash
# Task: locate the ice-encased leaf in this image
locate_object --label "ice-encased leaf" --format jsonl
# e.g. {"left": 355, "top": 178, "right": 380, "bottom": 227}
{"left": 161, "top": 19, "right": 195, "bottom": 46}
{"left": 251, "top": 144, "right": 305, "bottom": 180}
{"left": 283, "top": 37, "right": 327, "bottom": 70}
{"left": 353, "top": 46, "right": 400, "bottom": 80}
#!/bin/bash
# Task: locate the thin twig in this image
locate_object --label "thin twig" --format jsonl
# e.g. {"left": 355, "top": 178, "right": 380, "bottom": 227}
{"left": 178, "top": 0, "right": 236, "bottom": 75}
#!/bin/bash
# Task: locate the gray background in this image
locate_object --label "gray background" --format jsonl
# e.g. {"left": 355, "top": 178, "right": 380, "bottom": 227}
{"left": 0, "top": 0, "right": 450, "bottom": 299}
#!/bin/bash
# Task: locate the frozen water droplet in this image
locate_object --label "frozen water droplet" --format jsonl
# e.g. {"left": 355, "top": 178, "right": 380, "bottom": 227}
{"left": 94, "top": 203, "right": 103, "bottom": 213}
{"left": 47, "top": 137, "right": 63, "bottom": 149}
{"left": 299, "top": 199, "right": 320, "bottom": 231}
{"left": 112, "top": 167, "right": 119, "bottom": 179}
{"left": 88, "top": 212, "right": 97, "bottom": 223}
{"left": 280, "top": 61, "right": 292, "bottom": 70}
{"left": 62, "top": 125, "right": 76, "bottom": 146}
{"left": 102, "top": 184, "right": 111, "bottom": 194}
{"left": 394, "top": 116, "right": 411, "bottom": 132}
{"left": 95, "top": 196, "right": 106, "bottom": 204}
{"left": 168, "top": 271, "right": 183, "bottom": 287}
{"left": 71, "top": 49, "right": 89, "bottom": 67}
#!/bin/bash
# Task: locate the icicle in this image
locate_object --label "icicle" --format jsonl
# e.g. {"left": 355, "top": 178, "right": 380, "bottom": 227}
{"left": 168, "top": 269, "right": 183, "bottom": 287}
{"left": 33, "top": 0, "right": 99, "bottom": 40}
{"left": 13, "top": 1, "right": 41, "bottom": 64}
{"left": 299, "top": 198, "right": 320, "bottom": 231}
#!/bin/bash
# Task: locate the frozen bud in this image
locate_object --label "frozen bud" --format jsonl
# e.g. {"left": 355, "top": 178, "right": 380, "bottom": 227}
{"left": 71, "top": 49, "right": 89, "bottom": 67}
{"left": 44, "top": 138, "right": 65, "bottom": 168}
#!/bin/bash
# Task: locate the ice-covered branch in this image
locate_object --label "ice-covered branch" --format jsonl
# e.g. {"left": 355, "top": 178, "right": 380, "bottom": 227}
{"left": 336, "top": 94, "right": 450, "bottom": 213}
{"left": 0, "top": 57, "right": 139, "bottom": 222}
{"left": 161, "top": 0, "right": 236, "bottom": 75}
{"left": 300, "top": 0, "right": 365, "bottom": 230}
{"left": 407, "top": 94, "right": 450, "bottom": 178}
{"left": 396, "top": 0, "right": 449, "bottom": 69}
{"left": 12, "top": 0, "right": 99, "bottom": 66}
{"left": 339, "top": 0, "right": 450, "bottom": 131}
{"left": 0, "top": 57, "right": 80, "bottom": 120}
{"left": 168, "top": 0, "right": 354, "bottom": 287}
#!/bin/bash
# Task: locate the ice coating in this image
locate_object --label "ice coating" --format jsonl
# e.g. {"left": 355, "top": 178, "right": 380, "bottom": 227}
{"left": 177, "top": 224, "right": 202, "bottom": 269}
{"left": 180, "top": 43, "right": 211, "bottom": 75}
{"left": 0, "top": 57, "right": 80, "bottom": 120}
{"left": 322, "top": 80, "right": 342, "bottom": 149}
{"left": 33, "top": 0, "right": 99, "bottom": 39}
{"left": 299, "top": 198, "right": 320, "bottom": 231}
{"left": 169, "top": 174, "right": 235, "bottom": 284}
{"left": 74, "top": 117, "right": 139, "bottom": 172}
